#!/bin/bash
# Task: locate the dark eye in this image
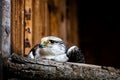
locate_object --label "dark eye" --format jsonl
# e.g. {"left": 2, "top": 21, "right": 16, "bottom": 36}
{"left": 49, "top": 40, "right": 55, "bottom": 43}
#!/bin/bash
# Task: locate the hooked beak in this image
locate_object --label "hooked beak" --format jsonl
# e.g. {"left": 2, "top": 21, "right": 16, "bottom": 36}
{"left": 39, "top": 40, "right": 47, "bottom": 48}
{"left": 39, "top": 43, "right": 44, "bottom": 48}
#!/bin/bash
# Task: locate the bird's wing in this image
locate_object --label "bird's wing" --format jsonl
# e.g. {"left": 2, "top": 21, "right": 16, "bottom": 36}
{"left": 27, "top": 44, "right": 40, "bottom": 59}
{"left": 66, "top": 46, "right": 85, "bottom": 63}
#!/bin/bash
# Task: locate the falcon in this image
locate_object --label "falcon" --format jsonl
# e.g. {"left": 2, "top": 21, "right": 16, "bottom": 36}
{"left": 27, "top": 36, "right": 85, "bottom": 63}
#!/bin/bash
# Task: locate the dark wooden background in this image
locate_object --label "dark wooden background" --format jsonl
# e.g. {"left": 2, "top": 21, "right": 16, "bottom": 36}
{"left": 78, "top": 0, "right": 120, "bottom": 68}
{"left": 11, "top": 0, "right": 120, "bottom": 68}
{"left": 11, "top": 0, "right": 79, "bottom": 56}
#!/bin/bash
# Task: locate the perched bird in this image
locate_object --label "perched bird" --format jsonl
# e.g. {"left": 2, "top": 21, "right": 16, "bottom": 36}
{"left": 27, "top": 36, "right": 85, "bottom": 63}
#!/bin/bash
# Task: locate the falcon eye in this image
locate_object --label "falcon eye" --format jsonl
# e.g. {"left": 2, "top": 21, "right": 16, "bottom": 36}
{"left": 49, "top": 40, "right": 55, "bottom": 44}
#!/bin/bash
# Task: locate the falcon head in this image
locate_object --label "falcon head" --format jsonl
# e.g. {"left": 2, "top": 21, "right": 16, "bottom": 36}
{"left": 39, "top": 36, "right": 66, "bottom": 55}
{"left": 38, "top": 36, "right": 68, "bottom": 62}
{"left": 39, "top": 36, "right": 64, "bottom": 48}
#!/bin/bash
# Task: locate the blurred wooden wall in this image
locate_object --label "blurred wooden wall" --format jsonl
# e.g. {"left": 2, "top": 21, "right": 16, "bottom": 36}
{"left": 11, "top": 0, "right": 79, "bottom": 55}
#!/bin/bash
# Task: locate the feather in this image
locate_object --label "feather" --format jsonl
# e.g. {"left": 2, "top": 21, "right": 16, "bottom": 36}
{"left": 67, "top": 46, "right": 85, "bottom": 63}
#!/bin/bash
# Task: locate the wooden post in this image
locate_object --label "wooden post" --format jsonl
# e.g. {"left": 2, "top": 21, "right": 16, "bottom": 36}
{"left": 32, "top": 0, "right": 43, "bottom": 45}
{"left": 58, "top": 0, "right": 67, "bottom": 41}
{"left": 24, "top": 0, "right": 32, "bottom": 55}
{"left": 0, "top": 1, "right": 2, "bottom": 78}
{"left": 48, "top": 0, "right": 59, "bottom": 36}
{"left": 0, "top": 0, "right": 11, "bottom": 80}
{"left": 1, "top": 0, "right": 11, "bottom": 58}
{"left": 66, "top": 0, "right": 79, "bottom": 47}
{"left": 11, "top": 0, "right": 25, "bottom": 55}
{"left": 69, "top": 0, "right": 79, "bottom": 47}
{"left": 44, "top": 0, "right": 50, "bottom": 36}
{"left": 0, "top": 0, "right": 2, "bottom": 72}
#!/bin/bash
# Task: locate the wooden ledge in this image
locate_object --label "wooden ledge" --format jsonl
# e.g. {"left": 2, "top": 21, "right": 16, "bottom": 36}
{"left": 5, "top": 53, "right": 120, "bottom": 80}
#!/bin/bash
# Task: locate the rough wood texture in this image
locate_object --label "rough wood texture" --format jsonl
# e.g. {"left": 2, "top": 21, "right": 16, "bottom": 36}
{"left": 25, "top": 0, "right": 32, "bottom": 55}
{"left": 1, "top": 0, "right": 11, "bottom": 58}
{"left": 66, "top": 0, "right": 79, "bottom": 47}
{"left": 11, "top": 0, "right": 25, "bottom": 55}
{"left": 32, "top": 0, "right": 46, "bottom": 46}
{"left": 7, "top": 53, "right": 120, "bottom": 80}
{"left": 11, "top": 0, "right": 80, "bottom": 56}
{"left": 1, "top": 0, "right": 11, "bottom": 80}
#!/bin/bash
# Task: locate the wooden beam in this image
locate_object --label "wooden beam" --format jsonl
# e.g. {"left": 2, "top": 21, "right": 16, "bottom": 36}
{"left": 1, "top": 0, "right": 11, "bottom": 58}
{"left": 69, "top": 0, "right": 79, "bottom": 47}
{"left": 44, "top": 0, "right": 50, "bottom": 36}
{"left": 24, "top": 0, "right": 32, "bottom": 55}
{"left": 0, "top": 2, "right": 2, "bottom": 79}
{"left": 58, "top": 0, "right": 67, "bottom": 41}
{"left": 0, "top": 0, "right": 11, "bottom": 79}
{"left": 66, "top": 0, "right": 79, "bottom": 47}
{"left": 7, "top": 53, "right": 120, "bottom": 80}
{"left": 48, "top": 0, "right": 59, "bottom": 36}
{"left": 11, "top": 0, "right": 25, "bottom": 55}
{"left": 32, "top": 0, "right": 49, "bottom": 46}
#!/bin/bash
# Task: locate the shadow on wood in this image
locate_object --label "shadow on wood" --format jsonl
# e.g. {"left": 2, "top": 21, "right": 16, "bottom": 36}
{"left": 5, "top": 53, "right": 120, "bottom": 80}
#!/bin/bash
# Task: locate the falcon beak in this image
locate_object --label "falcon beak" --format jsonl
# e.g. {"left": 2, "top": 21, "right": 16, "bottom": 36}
{"left": 39, "top": 40, "right": 47, "bottom": 48}
{"left": 39, "top": 43, "right": 44, "bottom": 48}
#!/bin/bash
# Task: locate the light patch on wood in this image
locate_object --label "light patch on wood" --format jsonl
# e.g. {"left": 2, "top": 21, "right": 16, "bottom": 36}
{"left": 25, "top": 0, "right": 32, "bottom": 55}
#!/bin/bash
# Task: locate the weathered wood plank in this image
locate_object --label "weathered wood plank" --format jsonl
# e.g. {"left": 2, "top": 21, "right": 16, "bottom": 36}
{"left": 48, "top": 0, "right": 59, "bottom": 36}
{"left": 58, "top": 0, "right": 67, "bottom": 41}
{"left": 32, "top": 0, "right": 45, "bottom": 47}
{"left": 44, "top": 0, "right": 50, "bottom": 36}
{"left": 2, "top": 0, "right": 11, "bottom": 58}
{"left": 21, "top": 0, "right": 25, "bottom": 56}
{"left": 11, "top": 0, "right": 80, "bottom": 56}
{"left": 66, "top": 0, "right": 72, "bottom": 47}
{"left": 11, "top": 0, "right": 24, "bottom": 55}
{"left": 7, "top": 53, "right": 120, "bottom": 80}
{"left": 66, "top": 0, "right": 79, "bottom": 47}
{"left": 25, "top": 0, "right": 32, "bottom": 55}
{"left": 11, "top": 0, "right": 16, "bottom": 54}
{"left": 0, "top": 1, "right": 2, "bottom": 79}
{"left": 69, "top": 0, "right": 79, "bottom": 47}
{"left": 1, "top": 0, "right": 11, "bottom": 79}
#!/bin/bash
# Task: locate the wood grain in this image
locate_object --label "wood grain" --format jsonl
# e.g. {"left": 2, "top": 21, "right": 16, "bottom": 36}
{"left": 11, "top": 0, "right": 24, "bottom": 55}
{"left": 25, "top": 0, "right": 32, "bottom": 55}
{"left": 11, "top": 0, "right": 80, "bottom": 56}
{"left": 7, "top": 53, "right": 120, "bottom": 80}
{"left": 32, "top": 0, "right": 45, "bottom": 47}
